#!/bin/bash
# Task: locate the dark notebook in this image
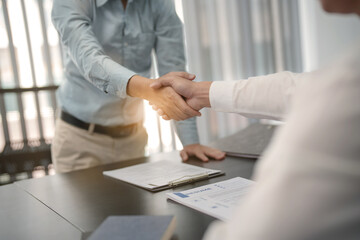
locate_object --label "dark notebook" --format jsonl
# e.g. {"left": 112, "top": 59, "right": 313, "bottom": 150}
{"left": 87, "top": 215, "right": 176, "bottom": 240}
{"left": 210, "top": 122, "right": 277, "bottom": 159}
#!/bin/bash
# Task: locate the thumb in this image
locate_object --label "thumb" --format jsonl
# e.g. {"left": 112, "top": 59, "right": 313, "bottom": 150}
{"left": 150, "top": 78, "right": 173, "bottom": 89}
{"left": 149, "top": 81, "right": 162, "bottom": 89}
{"left": 180, "top": 150, "right": 189, "bottom": 161}
{"left": 173, "top": 72, "right": 196, "bottom": 80}
{"left": 188, "top": 73, "right": 196, "bottom": 80}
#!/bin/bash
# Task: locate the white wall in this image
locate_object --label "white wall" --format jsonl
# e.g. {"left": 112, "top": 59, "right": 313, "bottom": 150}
{"left": 300, "top": 1, "right": 360, "bottom": 72}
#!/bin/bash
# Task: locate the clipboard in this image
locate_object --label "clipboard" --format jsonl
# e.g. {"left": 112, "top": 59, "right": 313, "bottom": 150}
{"left": 103, "top": 160, "right": 224, "bottom": 192}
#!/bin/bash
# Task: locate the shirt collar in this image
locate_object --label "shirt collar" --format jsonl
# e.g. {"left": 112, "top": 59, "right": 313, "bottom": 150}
{"left": 96, "top": 0, "right": 133, "bottom": 8}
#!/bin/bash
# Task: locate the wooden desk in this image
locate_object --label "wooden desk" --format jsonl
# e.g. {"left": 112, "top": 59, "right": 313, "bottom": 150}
{"left": 15, "top": 152, "right": 256, "bottom": 240}
{"left": 0, "top": 184, "right": 81, "bottom": 240}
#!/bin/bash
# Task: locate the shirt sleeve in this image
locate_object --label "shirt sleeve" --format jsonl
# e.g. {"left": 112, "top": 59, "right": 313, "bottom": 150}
{"left": 174, "top": 117, "right": 200, "bottom": 147}
{"left": 51, "top": 0, "right": 136, "bottom": 98}
{"left": 209, "top": 71, "right": 301, "bottom": 120}
{"left": 203, "top": 51, "right": 360, "bottom": 239}
{"left": 153, "top": 0, "right": 199, "bottom": 147}
{"left": 153, "top": 0, "right": 186, "bottom": 76}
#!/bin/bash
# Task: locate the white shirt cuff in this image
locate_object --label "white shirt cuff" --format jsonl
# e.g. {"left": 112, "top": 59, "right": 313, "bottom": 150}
{"left": 209, "top": 81, "right": 237, "bottom": 112}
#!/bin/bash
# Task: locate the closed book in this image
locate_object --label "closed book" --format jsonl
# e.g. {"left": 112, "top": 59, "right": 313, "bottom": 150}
{"left": 87, "top": 215, "right": 176, "bottom": 240}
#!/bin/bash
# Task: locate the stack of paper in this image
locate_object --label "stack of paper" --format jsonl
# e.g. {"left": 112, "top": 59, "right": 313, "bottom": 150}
{"left": 167, "top": 177, "right": 254, "bottom": 221}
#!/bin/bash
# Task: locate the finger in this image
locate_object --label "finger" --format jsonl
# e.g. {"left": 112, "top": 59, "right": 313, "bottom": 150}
{"left": 172, "top": 72, "right": 196, "bottom": 80}
{"left": 180, "top": 150, "right": 189, "bottom": 162}
{"left": 151, "top": 74, "right": 194, "bottom": 91}
{"left": 157, "top": 109, "right": 165, "bottom": 116}
{"left": 214, "top": 151, "right": 226, "bottom": 160}
{"left": 152, "top": 105, "right": 159, "bottom": 111}
{"left": 149, "top": 102, "right": 153, "bottom": 106}
{"left": 172, "top": 76, "right": 195, "bottom": 84}
{"left": 157, "top": 87, "right": 198, "bottom": 120}
{"left": 195, "top": 151, "right": 209, "bottom": 162}
{"left": 150, "top": 78, "right": 173, "bottom": 89}
{"left": 205, "top": 148, "right": 226, "bottom": 160}
{"left": 166, "top": 92, "right": 192, "bottom": 120}
{"left": 173, "top": 96, "right": 201, "bottom": 119}
{"left": 180, "top": 104, "right": 201, "bottom": 119}
{"left": 162, "top": 108, "right": 180, "bottom": 121}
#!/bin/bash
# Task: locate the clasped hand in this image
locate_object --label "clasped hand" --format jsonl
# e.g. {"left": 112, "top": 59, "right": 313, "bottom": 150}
{"left": 149, "top": 72, "right": 211, "bottom": 120}
{"left": 147, "top": 72, "right": 225, "bottom": 162}
{"left": 127, "top": 72, "right": 202, "bottom": 121}
{"left": 147, "top": 72, "right": 201, "bottom": 121}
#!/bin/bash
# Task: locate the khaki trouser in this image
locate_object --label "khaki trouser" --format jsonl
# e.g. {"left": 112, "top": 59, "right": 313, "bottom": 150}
{"left": 51, "top": 119, "right": 148, "bottom": 173}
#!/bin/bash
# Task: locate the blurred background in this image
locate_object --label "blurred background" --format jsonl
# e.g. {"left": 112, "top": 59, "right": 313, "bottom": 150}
{"left": 0, "top": 0, "right": 359, "bottom": 184}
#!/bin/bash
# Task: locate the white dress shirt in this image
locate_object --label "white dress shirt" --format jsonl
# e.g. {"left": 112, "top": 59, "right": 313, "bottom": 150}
{"left": 205, "top": 43, "right": 360, "bottom": 240}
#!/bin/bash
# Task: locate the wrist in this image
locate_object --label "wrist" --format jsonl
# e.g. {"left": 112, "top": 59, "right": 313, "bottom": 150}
{"left": 194, "top": 82, "right": 212, "bottom": 108}
{"left": 127, "top": 75, "right": 154, "bottom": 100}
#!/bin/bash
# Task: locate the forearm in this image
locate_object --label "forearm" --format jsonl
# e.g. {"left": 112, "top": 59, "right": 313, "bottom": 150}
{"left": 210, "top": 71, "right": 301, "bottom": 120}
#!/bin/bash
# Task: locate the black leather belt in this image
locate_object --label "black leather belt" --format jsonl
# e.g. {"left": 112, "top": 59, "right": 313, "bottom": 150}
{"left": 60, "top": 110, "right": 139, "bottom": 138}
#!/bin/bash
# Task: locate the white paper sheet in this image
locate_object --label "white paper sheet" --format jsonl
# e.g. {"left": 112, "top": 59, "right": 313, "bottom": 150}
{"left": 103, "top": 160, "right": 222, "bottom": 191}
{"left": 166, "top": 177, "right": 254, "bottom": 221}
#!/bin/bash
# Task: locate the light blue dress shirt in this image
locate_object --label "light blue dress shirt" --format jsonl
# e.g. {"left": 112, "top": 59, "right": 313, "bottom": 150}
{"left": 51, "top": 0, "right": 199, "bottom": 146}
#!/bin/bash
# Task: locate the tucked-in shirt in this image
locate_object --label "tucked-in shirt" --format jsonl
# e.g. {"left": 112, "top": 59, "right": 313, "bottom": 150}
{"left": 205, "top": 43, "right": 360, "bottom": 239}
{"left": 51, "top": 0, "right": 199, "bottom": 145}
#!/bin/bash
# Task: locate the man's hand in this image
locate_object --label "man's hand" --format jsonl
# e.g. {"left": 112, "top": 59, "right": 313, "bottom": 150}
{"left": 181, "top": 144, "right": 226, "bottom": 162}
{"left": 150, "top": 72, "right": 197, "bottom": 106}
{"left": 150, "top": 73, "right": 212, "bottom": 120}
{"left": 127, "top": 72, "right": 201, "bottom": 121}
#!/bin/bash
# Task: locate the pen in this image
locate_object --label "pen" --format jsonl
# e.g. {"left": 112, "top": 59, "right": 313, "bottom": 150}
{"left": 168, "top": 172, "right": 210, "bottom": 187}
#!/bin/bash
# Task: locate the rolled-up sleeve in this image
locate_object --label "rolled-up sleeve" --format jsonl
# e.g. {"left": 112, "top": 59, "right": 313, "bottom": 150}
{"left": 51, "top": 0, "right": 135, "bottom": 98}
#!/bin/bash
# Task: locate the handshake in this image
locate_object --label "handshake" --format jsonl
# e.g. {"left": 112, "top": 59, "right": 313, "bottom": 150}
{"left": 127, "top": 72, "right": 226, "bottom": 162}
{"left": 148, "top": 72, "right": 212, "bottom": 121}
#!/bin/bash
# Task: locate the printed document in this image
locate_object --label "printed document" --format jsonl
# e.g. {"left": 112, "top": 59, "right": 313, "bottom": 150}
{"left": 103, "top": 160, "right": 223, "bottom": 191}
{"left": 167, "top": 177, "right": 254, "bottom": 221}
